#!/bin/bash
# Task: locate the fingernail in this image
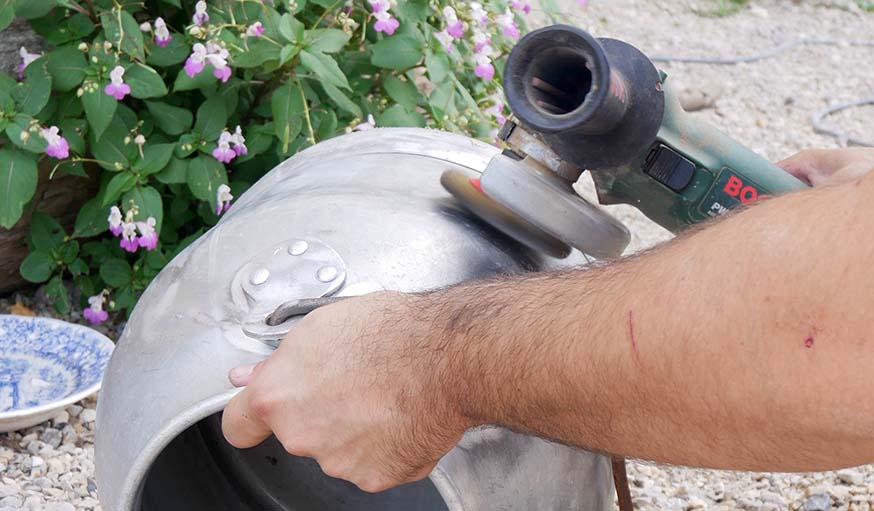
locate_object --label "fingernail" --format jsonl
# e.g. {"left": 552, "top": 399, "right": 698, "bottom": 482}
{"left": 229, "top": 364, "right": 257, "bottom": 386}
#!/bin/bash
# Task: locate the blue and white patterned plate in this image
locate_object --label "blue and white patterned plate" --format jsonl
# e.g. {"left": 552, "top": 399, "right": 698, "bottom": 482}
{"left": 0, "top": 314, "right": 114, "bottom": 432}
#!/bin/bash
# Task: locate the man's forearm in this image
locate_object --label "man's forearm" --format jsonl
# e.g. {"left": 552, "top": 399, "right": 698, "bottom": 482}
{"left": 419, "top": 172, "right": 874, "bottom": 472}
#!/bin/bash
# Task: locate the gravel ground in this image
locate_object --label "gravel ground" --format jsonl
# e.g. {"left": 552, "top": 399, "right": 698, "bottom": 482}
{"left": 2, "top": 1, "right": 873, "bottom": 509}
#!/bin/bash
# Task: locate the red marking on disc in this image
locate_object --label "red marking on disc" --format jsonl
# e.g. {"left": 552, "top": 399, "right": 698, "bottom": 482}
{"left": 804, "top": 336, "right": 814, "bottom": 349}
{"left": 469, "top": 177, "right": 484, "bottom": 194}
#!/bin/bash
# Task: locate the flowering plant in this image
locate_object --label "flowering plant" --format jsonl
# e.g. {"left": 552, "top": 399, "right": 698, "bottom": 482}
{"left": 0, "top": 0, "right": 533, "bottom": 321}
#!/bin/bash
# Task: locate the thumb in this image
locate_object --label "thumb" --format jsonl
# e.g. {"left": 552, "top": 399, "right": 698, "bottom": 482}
{"left": 228, "top": 361, "right": 264, "bottom": 387}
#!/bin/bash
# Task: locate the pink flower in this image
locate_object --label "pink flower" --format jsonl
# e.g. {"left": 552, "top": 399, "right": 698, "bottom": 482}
{"left": 212, "top": 130, "right": 236, "bottom": 163}
{"left": 434, "top": 30, "right": 455, "bottom": 53}
{"left": 184, "top": 43, "right": 207, "bottom": 77}
{"left": 216, "top": 184, "right": 233, "bottom": 215}
{"left": 120, "top": 221, "right": 139, "bottom": 252}
{"left": 472, "top": 30, "right": 490, "bottom": 52}
{"left": 155, "top": 17, "right": 172, "bottom": 47}
{"left": 510, "top": 0, "right": 531, "bottom": 14}
{"left": 469, "top": 3, "right": 488, "bottom": 27}
{"left": 373, "top": 12, "right": 399, "bottom": 35}
{"left": 104, "top": 66, "right": 131, "bottom": 101}
{"left": 474, "top": 53, "right": 494, "bottom": 81}
{"left": 107, "top": 206, "right": 123, "bottom": 236}
{"left": 485, "top": 94, "right": 506, "bottom": 125}
{"left": 578, "top": 0, "right": 588, "bottom": 7}
{"left": 213, "top": 66, "right": 231, "bottom": 82}
{"left": 246, "top": 21, "right": 264, "bottom": 37}
{"left": 443, "top": 7, "right": 464, "bottom": 39}
{"left": 193, "top": 1, "right": 209, "bottom": 26}
{"left": 83, "top": 293, "right": 109, "bottom": 324}
{"left": 205, "top": 41, "right": 231, "bottom": 83}
{"left": 367, "top": 0, "right": 390, "bottom": 13}
{"left": 497, "top": 10, "right": 520, "bottom": 40}
{"left": 17, "top": 47, "right": 41, "bottom": 80}
{"left": 368, "top": 0, "right": 399, "bottom": 35}
{"left": 136, "top": 217, "right": 158, "bottom": 250}
{"left": 39, "top": 126, "right": 70, "bottom": 159}
{"left": 231, "top": 125, "right": 247, "bottom": 156}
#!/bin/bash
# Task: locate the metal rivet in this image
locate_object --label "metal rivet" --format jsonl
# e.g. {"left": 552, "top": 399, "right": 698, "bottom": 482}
{"left": 250, "top": 268, "right": 270, "bottom": 285}
{"left": 317, "top": 266, "right": 338, "bottom": 283}
{"left": 289, "top": 240, "right": 309, "bottom": 256}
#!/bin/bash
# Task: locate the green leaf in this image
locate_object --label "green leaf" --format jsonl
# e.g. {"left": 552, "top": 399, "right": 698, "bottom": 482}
{"left": 81, "top": 83, "right": 118, "bottom": 140}
{"left": 279, "top": 45, "right": 300, "bottom": 66}
{"left": 134, "top": 143, "right": 175, "bottom": 175}
{"left": 102, "top": 172, "right": 138, "bottom": 206}
{"left": 5, "top": 117, "right": 48, "bottom": 154}
{"left": 425, "top": 50, "right": 450, "bottom": 84}
{"left": 377, "top": 104, "right": 426, "bottom": 127}
{"left": 429, "top": 80, "right": 457, "bottom": 119}
{"left": 394, "top": 0, "right": 428, "bottom": 22}
{"left": 125, "top": 63, "right": 168, "bottom": 99}
{"left": 12, "top": 60, "right": 52, "bottom": 116}
{"left": 193, "top": 96, "right": 228, "bottom": 140}
{"left": 278, "top": 13, "right": 304, "bottom": 44}
{"left": 320, "top": 82, "right": 361, "bottom": 118}
{"left": 382, "top": 75, "right": 420, "bottom": 110}
{"left": 271, "top": 80, "right": 304, "bottom": 153}
{"left": 45, "top": 274, "right": 71, "bottom": 314}
{"left": 100, "top": 8, "right": 145, "bottom": 61}
{"left": 29, "top": 211, "right": 65, "bottom": 252}
{"left": 147, "top": 37, "right": 190, "bottom": 67}
{"left": 299, "top": 50, "right": 349, "bottom": 90}
{"left": 91, "top": 117, "right": 131, "bottom": 171}
{"left": 100, "top": 258, "right": 133, "bottom": 287}
{"left": 20, "top": 251, "right": 55, "bottom": 283}
{"left": 161, "top": 0, "right": 182, "bottom": 6}
{"left": 13, "top": 0, "right": 54, "bottom": 18}
{"left": 58, "top": 240, "right": 79, "bottom": 264}
{"left": 187, "top": 155, "right": 228, "bottom": 211}
{"left": 46, "top": 46, "right": 87, "bottom": 92}
{"left": 0, "top": 148, "right": 38, "bottom": 228}
{"left": 234, "top": 39, "right": 280, "bottom": 68}
{"left": 0, "top": 0, "right": 14, "bottom": 31}
{"left": 122, "top": 185, "right": 163, "bottom": 232}
{"left": 370, "top": 36, "right": 423, "bottom": 70}
{"left": 155, "top": 157, "right": 189, "bottom": 184}
{"left": 173, "top": 66, "right": 216, "bottom": 92}
{"left": 59, "top": 119, "right": 86, "bottom": 154}
{"left": 69, "top": 258, "right": 88, "bottom": 276}
{"left": 317, "top": 109, "right": 338, "bottom": 139}
{"left": 73, "top": 198, "right": 109, "bottom": 238}
{"left": 306, "top": 29, "right": 351, "bottom": 53}
{"left": 145, "top": 101, "right": 193, "bottom": 136}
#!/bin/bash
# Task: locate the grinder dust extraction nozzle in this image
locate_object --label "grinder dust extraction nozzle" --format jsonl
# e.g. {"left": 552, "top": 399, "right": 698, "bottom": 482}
{"left": 503, "top": 25, "right": 665, "bottom": 170}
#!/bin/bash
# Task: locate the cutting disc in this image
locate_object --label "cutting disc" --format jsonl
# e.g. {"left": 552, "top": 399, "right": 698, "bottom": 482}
{"left": 441, "top": 169, "right": 572, "bottom": 258}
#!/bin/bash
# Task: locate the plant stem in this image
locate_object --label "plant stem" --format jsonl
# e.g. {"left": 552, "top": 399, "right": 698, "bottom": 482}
{"left": 84, "top": 0, "right": 97, "bottom": 21}
{"left": 298, "top": 80, "right": 316, "bottom": 146}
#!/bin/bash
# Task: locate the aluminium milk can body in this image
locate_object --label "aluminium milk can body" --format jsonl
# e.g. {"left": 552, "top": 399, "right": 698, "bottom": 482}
{"left": 95, "top": 128, "right": 614, "bottom": 511}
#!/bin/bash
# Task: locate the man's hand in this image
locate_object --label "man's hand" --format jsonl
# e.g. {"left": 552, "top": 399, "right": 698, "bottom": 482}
{"left": 778, "top": 147, "right": 874, "bottom": 187}
{"left": 221, "top": 292, "right": 469, "bottom": 493}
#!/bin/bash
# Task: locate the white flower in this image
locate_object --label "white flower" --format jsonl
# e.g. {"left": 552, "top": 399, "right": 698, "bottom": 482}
{"left": 352, "top": 114, "right": 376, "bottom": 132}
{"left": 139, "top": 22, "right": 152, "bottom": 32}
{"left": 216, "top": 184, "right": 233, "bottom": 215}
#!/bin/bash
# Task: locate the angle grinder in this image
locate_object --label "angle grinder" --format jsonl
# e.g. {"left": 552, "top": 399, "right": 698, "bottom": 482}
{"left": 442, "top": 25, "right": 808, "bottom": 259}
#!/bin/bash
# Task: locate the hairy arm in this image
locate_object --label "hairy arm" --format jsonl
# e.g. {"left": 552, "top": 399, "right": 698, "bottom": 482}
{"left": 223, "top": 155, "right": 874, "bottom": 492}
{"left": 431, "top": 169, "right": 874, "bottom": 471}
